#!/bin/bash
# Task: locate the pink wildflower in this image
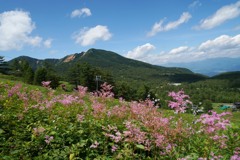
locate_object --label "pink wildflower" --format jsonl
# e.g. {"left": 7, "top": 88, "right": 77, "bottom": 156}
{"left": 42, "top": 81, "right": 51, "bottom": 88}
{"left": 92, "top": 101, "right": 105, "bottom": 117}
{"left": 57, "top": 95, "right": 78, "bottom": 105}
{"left": 231, "top": 147, "right": 240, "bottom": 160}
{"left": 124, "top": 121, "right": 146, "bottom": 144}
{"left": 154, "top": 133, "right": 165, "bottom": 147}
{"left": 76, "top": 114, "right": 84, "bottom": 122}
{"left": 103, "top": 125, "right": 123, "bottom": 143}
{"left": 210, "top": 152, "right": 223, "bottom": 159}
{"left": 168, "top": 89, "right": 192, "bottom": 113}
{"left": 197, "top": 111, "right": 231, "bottom": 134}
{"left": 231, "top": 155, "right": 240, "bottom": 160}
{"left": 8, "top": 84, "right": 22, "bottom": 97}
{"left": 90, "top": 141, "right": 99, "bottom": 148}
{"left": 45, "top": 135, "right": 54, "bottom": 144}
{"left": 77, "top": 85, "right": 88, "bottom": 97}
{"left": 111, "top": 145, "right": 118, "bottom": 152}
{"left": 93, "top": 82, "right": 114, "bottom": 98}
{"left": 165, "top": 143, "right": 175, "bottom": 153}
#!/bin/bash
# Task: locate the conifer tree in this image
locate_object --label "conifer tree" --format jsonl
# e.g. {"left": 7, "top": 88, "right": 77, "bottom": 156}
{"left": 24, "top": 66, "right": 34, "bottom": 84}
{"left": 34, "top": 67, "right": 48, "bottom": 85}
{"left": 0, "top": 56, "right": 10, "bottom": 74}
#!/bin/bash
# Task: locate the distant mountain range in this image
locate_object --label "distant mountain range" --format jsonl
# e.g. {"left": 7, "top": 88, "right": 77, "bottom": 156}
{"left": 8, "top": 48, "right": 207, "bottom": 85}
{"left": 165, "top": 57, "right": 240, "bottom": 76}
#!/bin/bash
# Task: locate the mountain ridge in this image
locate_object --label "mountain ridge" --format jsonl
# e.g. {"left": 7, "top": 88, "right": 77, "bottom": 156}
{"left": 8, "top": 48, "right": 208, "bottom": 85}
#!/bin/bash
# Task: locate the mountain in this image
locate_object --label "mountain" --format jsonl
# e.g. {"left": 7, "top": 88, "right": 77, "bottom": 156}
{"left": 8, "top": 48, "right": 207, "bottom": 85}
{"left": 10, "top": 56, "right": 59, "bottom": 70}
{"left": 211, "top": 71, "right": 240, "bottom": 80}
{"left": 165, "top": 57, "right": 240, "bottom": 76}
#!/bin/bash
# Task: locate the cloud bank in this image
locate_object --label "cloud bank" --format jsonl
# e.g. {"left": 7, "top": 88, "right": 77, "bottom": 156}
{"left": 127, "top": 34, "right": 240, "bottom": 65}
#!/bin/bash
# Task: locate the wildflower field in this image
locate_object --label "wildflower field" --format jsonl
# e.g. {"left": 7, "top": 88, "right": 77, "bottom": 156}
{"left": 0, "top": 78, "right": 239, "bottom": 159}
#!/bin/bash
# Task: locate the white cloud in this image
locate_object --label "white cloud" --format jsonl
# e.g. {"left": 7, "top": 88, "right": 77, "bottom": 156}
{"left": 73, "top": 25, "right": 112, "bottom": 46}
{"left": 189, "top": 0, "right": 202, "bottom": 9}
{"left": 199, "top": 34, "right": 240, "bottom": 52}
{"left": 0, "top": 10, "right": 43, "bottom": 51}
{"left": 27, "top": 36, "right": 42, "bottom": 47}
{"left": 169, "top": 46, "right": 189, "bottom": 55}
{"left": 196, "top": 1, "right": 240, "bottom": 30}
{"left": 71, "top": 8, "right": 91, "bottom": 18}
{"left": 126, "top": 34, "right": 240, "bottom": 65}
{"left": 43, "top": 39, "right": 53, "bottom": 48}
{"left": 126, "top": 43, "right": 155, "bottom": 59}
{"left": 147, "top": 12, "right": 191, "bottom": 37}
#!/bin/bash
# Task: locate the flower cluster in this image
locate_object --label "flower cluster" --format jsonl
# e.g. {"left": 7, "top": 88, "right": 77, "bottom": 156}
{"left": 197, "top": 111, "right": 231, "bottom": 133}
{"left": 231, "top": 147, "right": 240, "bottom": 160}
{"left": 76, "top": 114, "right": 85, "bottom": 122}
{"left": 90, "top": 141, "right": 99, "bottom": 148}
{"left": 8, "top": 83, "right": 22, "bottom": 97}
{"left": 42, "top": 81, "right": 51, "bottom": 88}
{"left": 93, "top": 82, "right": 114, "bottom": 98}
{"left": 168, "top": 90, "right": 192, "bottom": 113}
{"left": 77, "top": 85, "right": 88, "bottom": 97}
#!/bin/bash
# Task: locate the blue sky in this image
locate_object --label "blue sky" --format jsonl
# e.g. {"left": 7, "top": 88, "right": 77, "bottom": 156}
{"left": 0, "top": 0, "right": 240, "bottom": 65}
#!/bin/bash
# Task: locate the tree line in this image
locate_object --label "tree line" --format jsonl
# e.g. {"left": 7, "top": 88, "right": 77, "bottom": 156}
{"left": 1, "top": 56, "right": 239, "bottom": 112}
{"left": 1, "top": 57, "right": 155, "bottom": 101}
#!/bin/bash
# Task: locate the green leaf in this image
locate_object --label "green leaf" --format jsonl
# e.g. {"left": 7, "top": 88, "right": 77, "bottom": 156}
{"left": 69, "top": 153, "right": 74, "bottom": 160}
{"left": 136, "top": 144, "right": 145, "bottom": 150}
{"left": 50, "top": 131, "right": 57, "bottom": 135}
{"left": 0, "top": 128, "right": 5, "bottom": 134}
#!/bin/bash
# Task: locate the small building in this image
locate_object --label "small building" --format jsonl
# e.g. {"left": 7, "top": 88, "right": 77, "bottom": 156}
{"left": 168, "top": 83, "right": 181, "bottom": 86}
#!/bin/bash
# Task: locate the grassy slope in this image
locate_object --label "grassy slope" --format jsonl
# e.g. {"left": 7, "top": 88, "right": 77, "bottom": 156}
{"left": 1, "top": 73, "right": 239, "bottom": 125}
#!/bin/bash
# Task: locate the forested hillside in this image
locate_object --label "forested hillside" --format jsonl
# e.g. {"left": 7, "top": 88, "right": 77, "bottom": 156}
{"left": 9, "top": 48, "right": 207, "bottom": 86}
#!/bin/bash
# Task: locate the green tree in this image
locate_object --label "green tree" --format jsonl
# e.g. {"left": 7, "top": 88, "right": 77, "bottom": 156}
{"left": 80, "top": 63, "right": 95, "bottom": 91}
{"left": 68, "top": 62, "right": 97, "bottom": 91}
{"left": 43, "top": 62, "right": 60, "bottom": 89}
{"left": 46, "top": 72, "right": 60, "bottom": 89}
{"left": 19, "top": 60, "right": 35, "bottom": 84}
{"left": 24, "top": 66, "right": 34, "bottom": 84}
{"left": 34, "top": 67, "right": 48, "bottom": 85}
{"left": 68, "top": 63, "right": 82, "bottom": 88}
{"left": 34, "top": 65, "right": 60, "bottom": 89}
{"left": 229, "top": 78, "right": 240, "bottom": 88}
{"left": 8, "top": 59, "right": 34, "bottom": 84}
{"left": 10, "top": 59, "right": 22, "bottom": 76}
{"left": 202, "top": 99, "right": 213, "bottom": 113}
{"left": 0, "top": 56, "right": 10, "bottom": 74}
{"left": 96, "top": 68, "right": 115, "bottom": 87}
{"left": 114, "top": 81, "right": 136, "bottom": 101}
{"left": 136, "top": 85, "right": 150, "bottom": 100}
